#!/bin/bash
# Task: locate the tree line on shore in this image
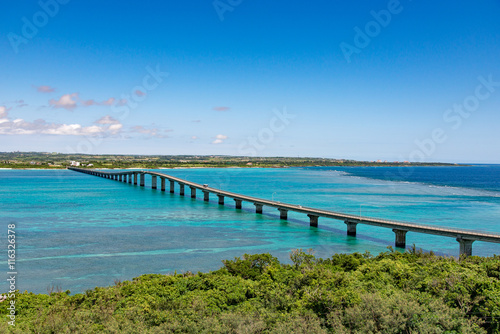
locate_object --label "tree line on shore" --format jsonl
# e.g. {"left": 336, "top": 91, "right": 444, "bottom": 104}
{"left": 1, "top": 248, "right": 499, "bottom": 333}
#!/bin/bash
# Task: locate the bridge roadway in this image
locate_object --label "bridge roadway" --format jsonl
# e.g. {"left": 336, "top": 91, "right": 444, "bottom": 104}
{"left": 69, "top": 167, "right": 500, "bottom": 256}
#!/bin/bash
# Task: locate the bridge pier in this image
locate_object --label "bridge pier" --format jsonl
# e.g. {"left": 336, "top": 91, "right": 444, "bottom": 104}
{"left": 278, "top": 208, "right": 288, "bottom": 220}
{"left": 69, "top": 168, "right": 500, "bottom": 256}
{"left": 234, "top": 199, "right": 242, "bottom": 209}
{"left": 308, "top": 214, "right": 319, "bottom": 227}
{"left": 393, "top": 229, "right": 408, "bottom": 248}
{"left": 345, "top": 221, "right": 358, "bottom": 236}
{"left": 457, "top": 237, "right": 474, "bottom": 257}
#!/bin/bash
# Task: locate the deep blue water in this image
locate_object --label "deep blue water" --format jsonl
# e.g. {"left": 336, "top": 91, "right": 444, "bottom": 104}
{"left": 0, "top": 166, "right": 499, "bottom": 294}
{"left": 330, "top": 165, "right": 500, "bottom": 193}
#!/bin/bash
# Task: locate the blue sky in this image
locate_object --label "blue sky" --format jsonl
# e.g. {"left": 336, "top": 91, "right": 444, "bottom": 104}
{"left": 1, "top": 0, "right": 499, "bottom": 163}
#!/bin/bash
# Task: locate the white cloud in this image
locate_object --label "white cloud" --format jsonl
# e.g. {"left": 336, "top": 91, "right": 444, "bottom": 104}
{"left": 0, "top": 106, "right": 10, "bottom": 118}
{"left": 135, "top": 90, "right": 146, "bottom": 97}
{"left": 101, "top": 97, "right": 115, "bottom": 106}
{"left": 108, "top": 123, "right": 123, "bottom": 134}
{"left": 213, "top": 106, "right": 230, "bottom": 111}
{"left": 49, "top": 93, "right": 78, "bottom": 110}
{"left": 82, "top": 99, "right": 98, "bottom": 106}
{"left": 130, "top": 125, "right": 171, "bottom": 138}
{"left": 95, "top": 115, "right": 120, "bottom": 125}
{"left": 48, "top": 93, "right": 123, "bottom": 110}
{"left": 0, "top": 113, "right": 123, "bottom": 137}
{"left": 212, "top": 134, "right": 228, "bottom": 144}
{"left": 82, "top": 97, "right": 116, "bottom": 107}
{"left": 36, "top": 85, "right": 56, "bottom": 93}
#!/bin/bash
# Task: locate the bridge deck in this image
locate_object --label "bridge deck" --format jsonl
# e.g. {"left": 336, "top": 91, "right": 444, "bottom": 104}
{"left": 69, "top": 168, "right": 500, "bottom": 246}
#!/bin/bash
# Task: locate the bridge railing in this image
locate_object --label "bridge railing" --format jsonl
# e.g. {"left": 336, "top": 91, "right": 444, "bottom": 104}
{"left": 68, "top": 167, "right": 500, "bottom": 256}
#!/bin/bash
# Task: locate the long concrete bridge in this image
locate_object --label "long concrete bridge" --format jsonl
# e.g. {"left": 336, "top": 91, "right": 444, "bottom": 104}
{"left": 69, "top": 167, "right": 500, "bottom": 256}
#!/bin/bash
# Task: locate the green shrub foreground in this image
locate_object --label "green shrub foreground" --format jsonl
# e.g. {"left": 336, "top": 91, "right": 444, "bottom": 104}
{"left": 2, "top": 248, "right": 500, "bottom": 333}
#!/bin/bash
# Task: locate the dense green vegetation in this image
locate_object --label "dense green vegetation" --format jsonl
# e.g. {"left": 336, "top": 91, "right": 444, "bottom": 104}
{"left": 2, "top": 249, "right": 499, "bottom": 333}
{"left": 0, "top": 152, "right": 458, "bottom": 169}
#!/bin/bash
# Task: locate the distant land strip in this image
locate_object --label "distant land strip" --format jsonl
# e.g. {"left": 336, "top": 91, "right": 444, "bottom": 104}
{"left": 0, "top": 151, "right": 462, "bottom": 169}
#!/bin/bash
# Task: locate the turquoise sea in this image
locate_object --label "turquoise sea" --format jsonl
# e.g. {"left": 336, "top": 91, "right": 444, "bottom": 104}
{"left": 1, "top": 166, "right": 500, "bottom": 294}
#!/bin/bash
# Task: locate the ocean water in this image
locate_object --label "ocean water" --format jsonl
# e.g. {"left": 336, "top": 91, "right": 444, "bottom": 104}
{"left": 1, "top": 166, "right": 499, "bottom": 294}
